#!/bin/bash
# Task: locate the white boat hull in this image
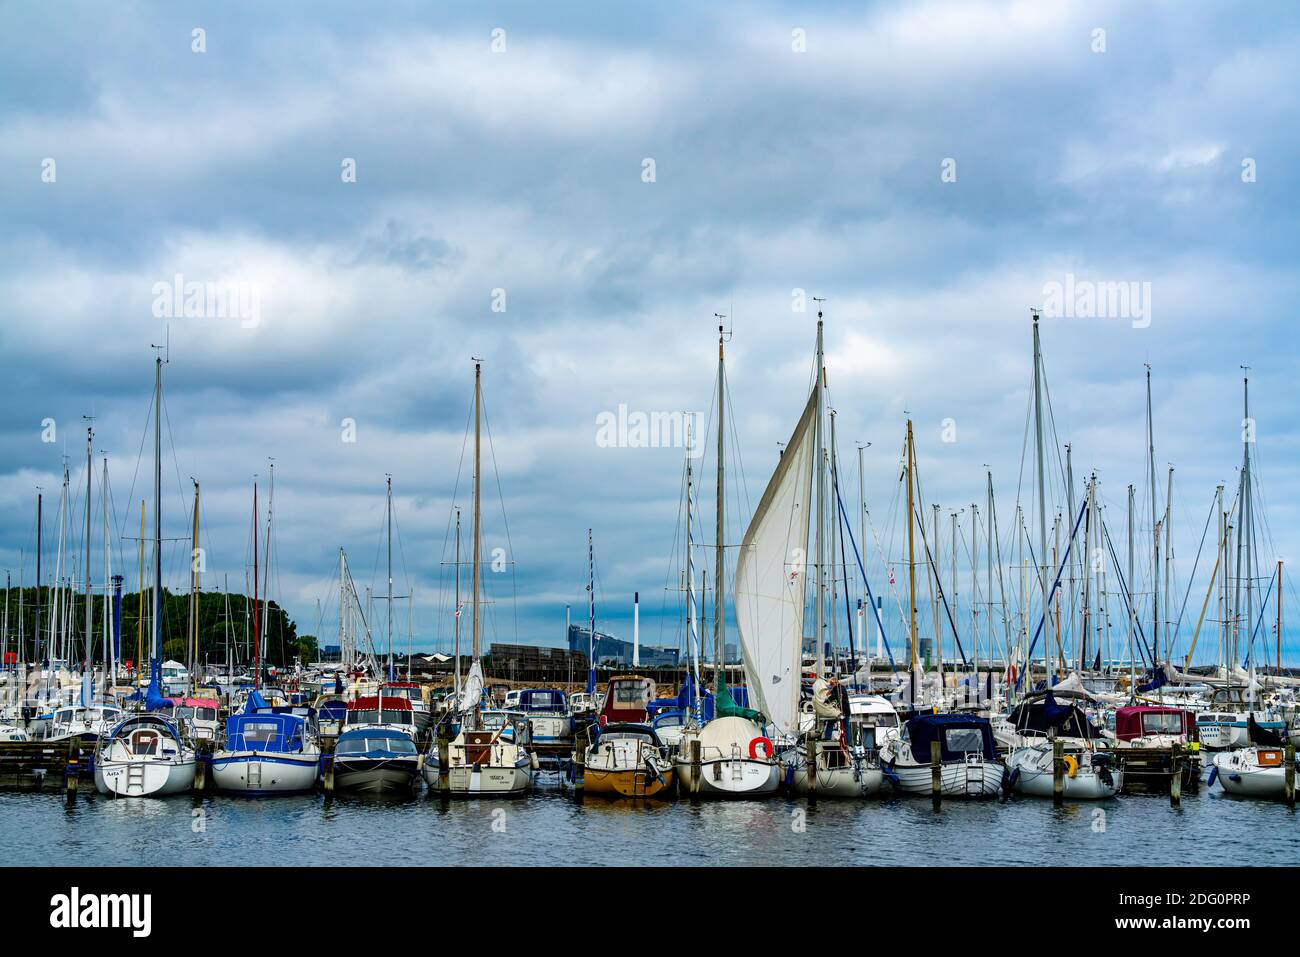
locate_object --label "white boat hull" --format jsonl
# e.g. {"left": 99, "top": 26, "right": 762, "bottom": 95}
{"left": 211, "top": 751, "right": 320, "bottom": 794}
{"left": 1007, "top": 749, "right": 1122, "bottom": 800}
{"left": 673, "top": 756, "right": 781, "bottom": 797}
{"left": 422, "top": 760, "right": 532, "bottom": 796}
{"left": 95, "top": 757, "right": 195, "bottom": 797}
{"left": 1215, "top": 750, "right": 1296, "bottom": 799}
{"left": 890, "top": 760, "right": 1004, "bottom": 799}
{"left": 788, "top": 761, "right": 885, "bottom": 798}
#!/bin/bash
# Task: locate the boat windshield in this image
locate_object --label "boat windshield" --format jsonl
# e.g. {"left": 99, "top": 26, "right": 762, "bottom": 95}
{"left": 177, "top": 706, "right": 217, "bottom": 722}
{"left": 337, "top": 736, "right": 416, "bottom": 755}
{"left": 944, "top": 728, "right": 986, "bottom": 753}
{"left": 346, "top": 710, "right": 412, "bottom": 726}
{"left": 1143, "top": 713, "right": 1184, "bottom": 734}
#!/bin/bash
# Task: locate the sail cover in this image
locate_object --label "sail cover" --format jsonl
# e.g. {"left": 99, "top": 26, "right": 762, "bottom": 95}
{"left": 458, "top": 660, "right": 484, "bottom": 714}
{"left": 733, "top": 388, "right": 817, "bottom": 738}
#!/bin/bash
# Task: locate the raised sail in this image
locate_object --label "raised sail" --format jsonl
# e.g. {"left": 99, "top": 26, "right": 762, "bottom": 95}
{"left": 733, "top": 387, "right": 817, "bottom": 739}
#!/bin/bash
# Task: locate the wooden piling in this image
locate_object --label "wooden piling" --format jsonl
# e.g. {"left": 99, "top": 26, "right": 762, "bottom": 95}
{"left": 1052, "top": 740, "right": 1064, "bottom": 806}
{"left": 805, "top": 731, "right": 818, "bottom": 804}
{"left": 322, "top": 737, "right": 335, "bottom": 794}
{"left": 64, "top": 739, "right": 80, "bottom": 795}
{"left": 690, "top": 738, "right": 702, "bottom": 798}
{"left": 930, "top": 740, "right": 942, "bottom": 810}
{"left": 1286, "top": 744, "right": 1296, "bottom": 808}
{"left": 1169, "top": 751, "right": 1182, "bottom": 807}
{"left": 438, "top": 733, "right": 451, "bottom": 797}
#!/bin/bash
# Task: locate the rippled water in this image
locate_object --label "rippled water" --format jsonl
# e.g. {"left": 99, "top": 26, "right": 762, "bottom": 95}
{"left": 2, "top": 776, "right": 1296, "bottom": 867}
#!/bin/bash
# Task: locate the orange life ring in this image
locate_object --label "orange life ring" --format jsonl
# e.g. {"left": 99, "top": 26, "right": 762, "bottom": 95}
{"left": 749, "top": 736, "right": 774, "bottom": 760}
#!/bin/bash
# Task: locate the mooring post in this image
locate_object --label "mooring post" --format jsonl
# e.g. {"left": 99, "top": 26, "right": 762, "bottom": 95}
{"left": 573, "top": 729, "right": 586, "bottom": 799}
{"left": 1052, "top": 740, "right": 1064, "bottom": 806}
{"left": 65, "top": 738, "right": 79, "bottom": 795}
{"left": 690, "top": 738, "right": 702, "bottom": 798}
{"left": 1169, "top": 751, "right": 1182, "bottom": 807}
{"left": 438, "top": 731, "right": 451, "bottom": 798}
{"left": 805, "top": 730, "right": 819, "bottom": 804}
{"left": 322, "top": 738, "right": 335, "bottom": 794}
{"left": 930, "top": 739, "right": 942, "bottom": 810}
{"left": 1286, "top": 744, "right": 1296, "bottom": 808}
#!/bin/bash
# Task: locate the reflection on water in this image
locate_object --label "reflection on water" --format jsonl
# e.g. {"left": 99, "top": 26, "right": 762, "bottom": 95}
{"left": 2, "top": 779, "right": 1296, "bottom": 866}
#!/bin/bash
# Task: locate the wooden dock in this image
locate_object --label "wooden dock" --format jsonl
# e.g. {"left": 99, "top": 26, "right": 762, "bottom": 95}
{"left": 0, "top": 739, "right": 90, "bottom": 791}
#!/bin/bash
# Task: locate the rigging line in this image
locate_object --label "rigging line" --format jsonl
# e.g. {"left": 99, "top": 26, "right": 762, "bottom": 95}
{"left": 909, "top": 498, "right": 968, "bottom": 667}
{"left": 478, "top": 390, "right": 520, "bottom": 645}
{"left": 1100, "top": 520, "right": 1156, "bottom": 668}
{"left": 1015, "top": 497, "right": 1089, "bottom": 690}
{"left": 116, "top": 386, "right": 155, "bottom": 545}
{"left": 833, "top": 478, "right": 896, "bottom": 670}
{"left": 1170, "top": 487, "right": 1216, "bottom": 647}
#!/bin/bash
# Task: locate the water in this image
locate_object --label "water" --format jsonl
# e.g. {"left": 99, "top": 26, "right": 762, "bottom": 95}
{"left": 3, "top": 776, "right": 1296, "bottom": 866}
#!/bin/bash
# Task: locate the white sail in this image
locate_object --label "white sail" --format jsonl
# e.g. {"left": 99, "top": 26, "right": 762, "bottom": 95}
{"left": 733, "top": 389, "right": 817, "bottom": 739}
{"left": 458, "top": 660, "right": 484, "bottom": 714}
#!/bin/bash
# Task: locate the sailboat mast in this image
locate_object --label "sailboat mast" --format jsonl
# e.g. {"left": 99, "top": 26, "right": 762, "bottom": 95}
{"left": 813, "top": 304, "right": 826, "bottom": 674}
{"left": 34, "top": 492, "right": 41, "bottom": 668}
{"left": 1031, "top": 313, "right": 1049, "bottom": 685}
{"left": 103, "top": 458, "right": 112, "bottom": 683}
{"left": 1145, "top": 365, "right": 1159, "bottom": 665}
{"left": 190, "top": 480, "right": 200, "bottom": 683}
{"left": 715, "top": 320, "right": 726, "bottom": 682}
{"left": 387, "top": 475, "right": 394, "bottom": 678}
{"left": 906, "top": 420, "right": 918, "bottom": 691}
{"left": 1242, "top": 371, "right": 1254, "bottom": 680}
{"left": 472, "top": 362, "right": 482, "bottom": 662}
{"left": 83, "top": 426, "right": 93, "bottom": 681}
{"left": 454, "top": 509, "right": 461, "bottom": 695}
{"left": 153, "top": 356, "right": 163, "bottom": 665}
{"left": 252, "top": 481, "right": 260, "bottom": 688}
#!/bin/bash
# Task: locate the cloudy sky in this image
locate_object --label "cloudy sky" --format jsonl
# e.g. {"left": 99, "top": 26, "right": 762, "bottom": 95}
{"left": 2, "top": 1, "right": 1297, "bottom": 666}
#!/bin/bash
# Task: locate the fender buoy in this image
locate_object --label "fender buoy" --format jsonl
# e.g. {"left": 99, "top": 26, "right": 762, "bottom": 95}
{"left": 1062, "top": 755, "right": 1079, "bottom": 778}
{"left": 749, "top": 736, "right": 774, "bottom": 760}
{"left": 599, "top": 715, "right": 607, "bottom": 727}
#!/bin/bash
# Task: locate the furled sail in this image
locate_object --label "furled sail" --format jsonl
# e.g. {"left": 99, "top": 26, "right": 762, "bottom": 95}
{"left": 733, "top": 388, "right": 817, "bottom": 739}
{"left": 458, "top": 660, "right": 485, "bottom": 714}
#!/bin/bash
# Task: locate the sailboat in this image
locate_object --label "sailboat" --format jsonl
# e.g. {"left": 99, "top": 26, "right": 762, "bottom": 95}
{"left": 674, "top": 320, "right": 780, "bottom": 797}
{"left": 997, "top": 313, "right": 1120, "bottom": 800}
{"left": 877, "top": 416, "right": 1004, "bottom": 797}
{"left": 422, "top": 361, "right": 533, "bottom": 797}
{"left": 96, "top": 353, "right": 197, "bottom": 797}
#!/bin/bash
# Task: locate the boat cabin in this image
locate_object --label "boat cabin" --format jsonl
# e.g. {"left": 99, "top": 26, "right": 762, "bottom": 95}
{"left": 107, "top": 714, "right": 185, "bottom": 757}
{"left": 599, "top": 675, "right": 657, "bottom": 725}
{"left": 335, "top": 727, "right": 418, "bottom": 756}
{"left": 345, "top": 694, "right": 416, "bottom": 735}
{"left": 902, "top": 713, "right": 998, "bottom": 764}
{"left": 223, "top": 712, "right": 311, "bottom": 753}
{"left": 1115, "top": 706, "right": 1194, "bottom": 743}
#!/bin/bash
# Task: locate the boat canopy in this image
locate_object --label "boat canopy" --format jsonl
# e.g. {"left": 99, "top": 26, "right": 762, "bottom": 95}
{"left": 904, "top": 713, "right": 997, "bottom": 763}
{"left": 518, "top": 689, "right": 568, "bottom": 712}
{"left": 350, "top": 696, "right": 412, "bottom": 711}
{"left": 1114, "top": 706, "right": 1193, "bottom": 741}
{"left": 1006, "top": 693, "right": 1107, "bottom": 739}
{"left": 223, "top": 712, "right": 308, "bottom": 753}
{"left": 336, "top": 726, "right": 417, "bottom": 755}
{"left": 595, "top": 722, "right": 661, "bottom": 745}
{"left": 107, "top": 712, "right": 184, "bottom": 741}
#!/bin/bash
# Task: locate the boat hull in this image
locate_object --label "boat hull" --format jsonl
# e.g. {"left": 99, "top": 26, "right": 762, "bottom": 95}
{"left": 95, "top": 757, "right": 196, "bottom": 797}
{"left": 788, "top": 760, "right": 885, "bottom": 798}
{"left": 583, "top": 766, "right": 675, "bottom": 799}
{"left": 421, "top": 759, "right": 532, "bottom": 797}
{"left": 890, "top": 760, "right": 1004, "bottom": 799}
{"left": 211, "top": 751, "right": 320, "bottom": 795}
{"left": 1215, "top": 750, "right": 1296, "bottom": 799}
{"left": 673, "top": 756, "right": 781, "bottom": 798}
{"left": 332, "top": 756, "right": 420, "bottom": 794}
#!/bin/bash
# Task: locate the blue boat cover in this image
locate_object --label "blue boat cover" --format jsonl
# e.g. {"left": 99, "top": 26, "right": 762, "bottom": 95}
{"left": 223, "top": 712, "right": 307, "bottom": 753}
{"left": 905, "top": 713, "right": 998, "bottom": 763}
{"left": 144, "top": 659, "right": 170, "bottom": 712}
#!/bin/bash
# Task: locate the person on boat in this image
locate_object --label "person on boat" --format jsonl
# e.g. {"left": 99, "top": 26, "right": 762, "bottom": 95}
{"left": 812, "top": 676, "right": 843, "bottom": 722}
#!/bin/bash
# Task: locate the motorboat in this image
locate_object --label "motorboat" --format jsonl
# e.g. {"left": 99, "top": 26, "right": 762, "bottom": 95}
{"left": 879, "top": 712, "right": 1004, "bottom": 798}
{"left": 211, "top": 710, "right": 320, "bottom": 794}
{"left": 332, "top": 727, "right": 421, "bottom": 793}
{"left": 582, "top": 722, "right": 674, "bottom": 798}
